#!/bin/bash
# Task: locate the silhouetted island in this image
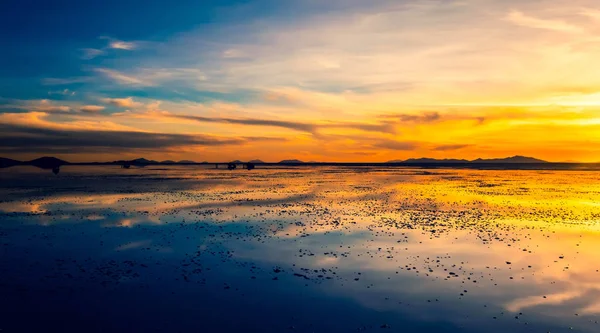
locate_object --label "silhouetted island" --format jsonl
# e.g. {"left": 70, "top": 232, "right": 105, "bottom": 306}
{"left": 0, "top": 157, "right": 20, "bottom": 168}
{"left": 279, "top": 159, "right": 304, "bottom": 164}
{"left": 27, "top": 157, "right": 69, "bottom": 169}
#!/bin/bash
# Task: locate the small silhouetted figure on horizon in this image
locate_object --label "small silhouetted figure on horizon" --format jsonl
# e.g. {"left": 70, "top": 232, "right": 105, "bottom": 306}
{"left": 246, "top": 163, "right": 255, "bottom": 170}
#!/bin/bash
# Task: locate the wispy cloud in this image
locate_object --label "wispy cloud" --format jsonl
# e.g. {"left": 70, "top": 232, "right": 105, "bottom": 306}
{"left": 0, "top": 122, "right": 283, "bottom": 154}
{"left": 2, "top": 99, "right": 104, "bottom": 115}
{"left": 80, "top": 105, "right": 106, "bottom": 113}
{"left": 48, "top": 89, "right": 76, "bottom": 96}
{"left": 506, "top": 10, "right": 583, "bottom": 33}
{"left": 372, "top": 140, "right": 418, "bottom": 151}
{"left": 80, "top": 48, "right": 105, "bottom": 60}
{"left": 580, "top": 8, "right": 600, "bottom": 21}
{"left": 95, "top": 68, "right": 149, "bottom": 86}
{"left": 108, "top": 40, "right": 137, "bottom": 50}
{"left": 380, "top": 112, "right": 442, "bottom": 123}
{"left": 2, "top": 99, "right": 72, "bottom": 113}
{"left": 78, "top": 37, "right": 139, "bottom": 60}
{"left": 41, "top": 77, "right": 92, "bottom": 86}
{"left": 433, "top": 144, "right": 471, "bottom": 151}
{"left": 165, "top": 113, "right": 397, "bottom": 135}
{"left": 168, "top": 114, "right": 318, "bottom": 133}
{"left": 101, "top": 97, "right": 142, "bottom": 108}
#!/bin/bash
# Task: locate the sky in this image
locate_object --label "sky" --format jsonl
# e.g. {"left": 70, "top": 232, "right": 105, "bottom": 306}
{"left": 2, "top": 0, "right": 600, "bottom": 162}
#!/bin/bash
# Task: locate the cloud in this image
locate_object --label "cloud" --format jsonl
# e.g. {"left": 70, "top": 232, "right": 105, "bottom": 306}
{"left": 433, "top": 144, "right": 471, "bottom": 151}
{"left": 166, "top": 113, "right": 397, "bottom": 135}
{"left": 506, "top": 10, "right": 583, "bottom": 33}
{"left": 98, "top": 36, "right": 139, "bottom": 50}
{"left": 81, "top": 48, "right": 105, "bottom": 60}
{"left": 580, "top": 8, "right": 600, "bottom": 21}
{"left": 78, "top": 37, "right": 138, "bottom": 61}
{"left": 5, "top": 99, "right": 72, "bottom": 113}
{"left": 95, "top": 68, "right": 149, "bottom": 86}
{"left": 108, "top": 40, "right": 137, "bottom": 50}
{"left": 222, "top": 49, "right": 246, "bottom": 59}
{"left": 326, "top": 121, "right": 396, "bottom": 134}
{"left": 170, "top": 114, "right": 317, "bottom": 133}
{"left": 48, "top": 89, "right": 76, "bottom": 96}
{"left": 372, "top": 140, "right": 418, "bottom": 151}
{"left": 80, "top": 105, "right": 106, "bottom": 113}
{"left": 102, "top": 97, "right": 143, "bottom": 108}
{"left": 0, "top": 123, "right": 282, "bottom": 154}
{"left": 1, "top": 99, "right": 110, "bottom": 115}
{"left": 41, "top": 77, "right": 92, "bottom": 85}
{"left": 0, "top": 111, "right": 139, "bottom": 132}
{"left": 381, "top": 112, "right": 442, "bottom": 123}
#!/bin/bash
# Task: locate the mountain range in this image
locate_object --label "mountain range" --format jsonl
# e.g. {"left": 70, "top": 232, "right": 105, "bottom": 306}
{"left": 387, "top": 155, "right": 547, "bottom": 164}
{"left": 0, "top": 155, "right": 565, "bottom": 169}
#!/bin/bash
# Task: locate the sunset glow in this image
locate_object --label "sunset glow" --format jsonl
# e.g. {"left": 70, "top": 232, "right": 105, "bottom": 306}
{"left": 2, "top": 0, "right": 600, "bottom": 162}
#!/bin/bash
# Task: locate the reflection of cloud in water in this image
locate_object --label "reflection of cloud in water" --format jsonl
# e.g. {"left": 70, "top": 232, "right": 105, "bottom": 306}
{"left": 115, "top": 240, "right": 152, "bottom": 251}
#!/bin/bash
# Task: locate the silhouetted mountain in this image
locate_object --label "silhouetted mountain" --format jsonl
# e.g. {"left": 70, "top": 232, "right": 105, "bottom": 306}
{"left": 248, "top": 159, "right": 265, "bottom": 164}
{"left": 279, "top": 159, "right": 304, "bottom": 164}
{"left": 471, "top": 156, "right": 547, "bottom": 163}
{"left": 387, "top": 155, "right": 547, "bottom": 164}
{"left": 161, "top": 160, "right": 176, "bottom": 164}
{"left": 230, "top": 160, "right": 244, "bottom": 164}
{"left": 27, "top": 157, "right": 68, "bottom": 169}
{"left": 178, "top": 160, "right": 196, "bottom": 164}
{"left": 131, "top": 158, "right": 158, "bottom": 165}
{"left": 0, "top": 157, "right": 21, "bottom": 168}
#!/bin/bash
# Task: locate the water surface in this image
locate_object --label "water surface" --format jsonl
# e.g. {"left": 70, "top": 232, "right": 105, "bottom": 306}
{"left": 1, "top": 166, "right": 600, "bottom": 332}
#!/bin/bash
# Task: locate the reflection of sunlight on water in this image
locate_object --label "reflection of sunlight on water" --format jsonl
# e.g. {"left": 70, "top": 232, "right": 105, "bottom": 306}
{"left": 2, "top": 166, "right": 600, "bottom": 331}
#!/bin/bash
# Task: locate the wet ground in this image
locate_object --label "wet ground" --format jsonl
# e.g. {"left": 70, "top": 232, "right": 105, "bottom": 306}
{"left": 1, "top": 165, "right": 600, "bottom": 332}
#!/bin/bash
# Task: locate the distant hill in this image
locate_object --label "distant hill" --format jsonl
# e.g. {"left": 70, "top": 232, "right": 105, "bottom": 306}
{"left": 472, "top": 156, "right": 547, "bottom": 163}
{"left": 178, "top": 160, "right": 196, "bottom": 164}
{"left": 248, "top": 159, "right": 265, "bottom": 164}
{"left": 131, "top": 158, "right": 158, "bottom": 165}
{"left": 26, "top": 157, "right": 69, "bottom": 168}
{"left": 161, "top": 160, "right": 176, "bottom": 164}
{"left": 230, "top": 160, "right": 244, "bottom": 164}
{"left": 279, "top": 159, "right": 304, "bottom": 164}
{"left": 0, "top": 157, "right": 21, "bottom": 168}
{"left": 387, "top": 155, "right": 547, "bottom": 164}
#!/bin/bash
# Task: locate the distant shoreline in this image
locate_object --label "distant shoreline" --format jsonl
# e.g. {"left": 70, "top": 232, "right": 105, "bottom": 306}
{"left": 5, "top": 161, "right": 600, "bottom": 171}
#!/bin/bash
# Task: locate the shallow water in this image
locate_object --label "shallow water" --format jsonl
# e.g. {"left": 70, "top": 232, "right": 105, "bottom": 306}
{"left": 1, "top": 165, "right": 600, "bottom": 332}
